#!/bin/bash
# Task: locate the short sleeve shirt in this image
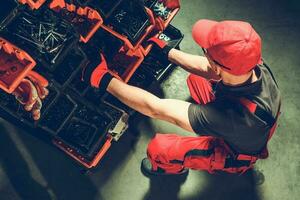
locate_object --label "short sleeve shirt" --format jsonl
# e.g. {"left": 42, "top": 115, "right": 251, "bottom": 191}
{"left": 188, "top": 65, "right": 281, "bottom": 155}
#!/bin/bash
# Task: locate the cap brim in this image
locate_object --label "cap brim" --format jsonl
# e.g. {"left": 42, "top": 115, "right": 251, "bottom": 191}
{"left": 192, "top": 19, "right": 218, "bottom": 48}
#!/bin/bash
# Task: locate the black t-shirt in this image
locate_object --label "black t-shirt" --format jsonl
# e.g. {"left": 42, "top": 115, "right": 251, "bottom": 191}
{"left": 188, "top": 64, "right": 281, "bottom": 155}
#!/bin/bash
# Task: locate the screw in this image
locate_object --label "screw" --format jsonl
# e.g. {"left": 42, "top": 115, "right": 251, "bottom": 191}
{"left": 49, "top": 44, "right": 62, "bottom": 53}
{"left": 43, "top": 33, "right": 52, "bottom": 45}
{"left": 39, "top": 24, "right": 42, "bottom": 39}
{"left": 51, "top": 31, "right": 67, "bottom": 39}
{"left": 14, "top": 33, "right": 43, "bottom": 47}
{"left": 22, "top": 17, "right": 32, "bottom": 24}
{"left": 51, "top": 44, "right": 64, "bottom": 64}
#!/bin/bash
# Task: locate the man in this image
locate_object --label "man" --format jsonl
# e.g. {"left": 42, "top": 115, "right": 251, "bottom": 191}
{"left": 84, "top": 8, "right": 281, "bottom": 176}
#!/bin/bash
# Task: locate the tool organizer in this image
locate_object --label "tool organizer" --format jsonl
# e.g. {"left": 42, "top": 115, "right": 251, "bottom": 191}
{"left": 0, "top": 0, "right": 183, "bottom": 169}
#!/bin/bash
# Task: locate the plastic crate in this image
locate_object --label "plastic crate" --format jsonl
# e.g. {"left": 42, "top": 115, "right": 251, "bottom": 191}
{"left": 0, "top": 7, "right": 79, "bottom": 72}
{"left": 18, "top": 0, "right": 47, "bottom": 10}
{"left": 0, "top": 37, "right": 36, "bottom": 93}
{"left": 80, "top": 27, "right": 124, "bottom": 64}
{"left": 56, "top": 102, "right": 116, "bottom": 159}
{"left": 49, "top": 0, "right": 103, "bottom": 43}
{"left": 0, "top": 1, "right": 182, "bottom": 169}
{"left": 89, "top": 0, "right": 124, "bottom": 20}
{"left": 53, "top": 100, "right": 128, "bottom": 168}
{"left": 38, "top": 94, "right": 77, "bottom": 135}
{"left": 0, "top": 83, "right": 59, "bottom": 127}
{"left": 109, "top": 47, "right": 144, "bottom": 82}
{"left": 98, "top": 0, "right": 156, "bottom": 50}
{"left": 51, "top": 48, "right": 88, "bottom": 86}
{"left": 106, "top": 0, "right": 151, "bottom": 45}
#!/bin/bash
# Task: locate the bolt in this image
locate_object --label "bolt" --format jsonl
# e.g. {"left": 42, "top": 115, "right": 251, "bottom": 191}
{"left": 22, "top": 17, "right": 32, "bottom": 24}
{"left": 39, "top": 24, "right": 42, "bottom": 39}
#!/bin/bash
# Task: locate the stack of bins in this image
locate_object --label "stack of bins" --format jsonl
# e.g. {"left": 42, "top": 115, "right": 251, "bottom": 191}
{"left": 0, "top": 0, "right": 183, "bottom": 169}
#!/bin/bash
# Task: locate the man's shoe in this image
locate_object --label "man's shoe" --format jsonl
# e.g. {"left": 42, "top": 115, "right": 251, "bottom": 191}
{"left": 141, "top": 158, "right": 189, "bottom": 176}
{"left": 253, "top": 168, "right": 265, "bottom": 185}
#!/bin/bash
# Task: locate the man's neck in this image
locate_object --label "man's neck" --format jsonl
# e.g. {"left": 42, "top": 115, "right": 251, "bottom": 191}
{"left": 222, "top": 70, "right": 257, "bottom": 86}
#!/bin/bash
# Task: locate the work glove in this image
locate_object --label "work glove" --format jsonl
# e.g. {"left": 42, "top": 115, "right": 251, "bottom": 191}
{"left": 82, "top": 53, "right": 119, "bottom": 92}
{"left": 148, "top": 34, "right": 173, "bottom": 60}
{"left": 12, "top": 71, "right": 49, "bottom": 120}
{"left": 159, "top": 0, "right": 180, "bottom": 9}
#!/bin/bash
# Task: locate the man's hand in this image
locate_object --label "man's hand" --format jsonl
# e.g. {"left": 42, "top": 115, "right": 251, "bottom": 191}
{"left": 148, "top": 36, "right": 173, "bottom": 61}
{"left": 159, "top": 0, "right": 180, "bottom": 9}
{"left": 12, "top": 71, "right": 49, "bottom": 120}
{"left": 82, "top": 53, "right": 121, "bottom": 91}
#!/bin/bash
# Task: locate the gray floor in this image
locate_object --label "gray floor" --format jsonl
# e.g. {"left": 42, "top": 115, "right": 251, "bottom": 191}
{"left": 1, "top": 0, "right": 300, "bottom": 199}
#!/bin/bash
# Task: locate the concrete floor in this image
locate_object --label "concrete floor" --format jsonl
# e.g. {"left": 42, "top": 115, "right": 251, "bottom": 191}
{"left": 1, "top": 0, "right": 300, "bottom": 199}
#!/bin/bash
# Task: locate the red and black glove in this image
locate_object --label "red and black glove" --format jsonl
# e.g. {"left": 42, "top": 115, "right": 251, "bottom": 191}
{"left": 82, "top": 53, "right": 117, "bottom": 93}
{"left": 159, "top": 0, "right": 180, "bottom": 9}
{"left": 148, "top": 36, "right": 173, "bottom": 61}
{"left": 13, "top": 71, "right": 49, "bottom": 120}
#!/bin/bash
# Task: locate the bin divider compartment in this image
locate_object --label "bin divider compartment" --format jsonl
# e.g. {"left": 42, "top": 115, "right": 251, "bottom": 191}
{"left": 49, "top": 0, "right": 103, "bottom": 43}
{"left": 52, "top": 48, "right": 88, "bottom": 86}
{"left": 38, "top": 94, "right": 77, "bottom": 135}
{"left": 100, "top": 0, "right": 155, "bottom": 50}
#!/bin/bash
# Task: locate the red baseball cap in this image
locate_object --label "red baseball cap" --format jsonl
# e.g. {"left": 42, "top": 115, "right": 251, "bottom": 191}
{"left": 192, "top": 20, "right": 262, "bottom": 75}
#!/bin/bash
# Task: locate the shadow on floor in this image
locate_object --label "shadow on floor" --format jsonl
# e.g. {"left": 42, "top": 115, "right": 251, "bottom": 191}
{"left": 143, "top": 169, "right": 261, "bottom": 200}
{"left": 0, "top": 132, "right": 52, "bottom": 200}
{"left": 143, "top": 172, "right": 189, "bottom": 200}
{"left": 0, "top": 122, "right": 100, "bottom": 200}
{"left": 192, "top": 170, "right": 261, "bottom": 200}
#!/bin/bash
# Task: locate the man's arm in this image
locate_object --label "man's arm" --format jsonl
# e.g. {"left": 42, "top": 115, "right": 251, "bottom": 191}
{"left": 107, "top": 78, "right": 194, "bottom": 132}
{"left": 168, "top": 48, "right": 220, "bottom": 80}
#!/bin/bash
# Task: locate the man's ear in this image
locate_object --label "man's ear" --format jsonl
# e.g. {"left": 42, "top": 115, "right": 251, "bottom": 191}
{"left": 216, "top": 66, "right": 222, "bottom": 76}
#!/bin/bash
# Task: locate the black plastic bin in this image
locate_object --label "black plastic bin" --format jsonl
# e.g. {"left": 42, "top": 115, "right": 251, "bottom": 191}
{"left": 56, "top": 101, "right": 123, "bottom": 160}
{"left": 52, "top": 48, "right": 88, "bottom": 86}
{"left": 89, "top": 0, "right": 124, "bottom": 20}
{"left": 81, "top": 27, "right": 124, "bottom": 63}
{"left": 0, "top": 83, "right": 59, "bottom": 127}
{"left": 106, "top": 0, "right": 151, "bottom": 45}
{"left": 0, "top": 7, "right": 79, "bottom": 72}
{"left": 38, "top": 94, "right": 77, "bottom": 135}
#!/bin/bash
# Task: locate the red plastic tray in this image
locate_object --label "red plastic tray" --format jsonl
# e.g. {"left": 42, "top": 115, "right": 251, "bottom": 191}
{"left": 0, "top": 37, "right": 36, "bottom": 93}
{"left": 53, "top": 136, "right": 112, "bottom": 168}
{"left": 18, "top": 0, "right": 47, "bottom": 10}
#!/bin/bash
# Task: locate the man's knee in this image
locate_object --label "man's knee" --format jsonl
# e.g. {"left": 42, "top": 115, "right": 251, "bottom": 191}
{"left": 147, "top": 134, "right": 179, "bottom": 158}
{"left": 147, "top": 134, "right": 164, "bottom": 158}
